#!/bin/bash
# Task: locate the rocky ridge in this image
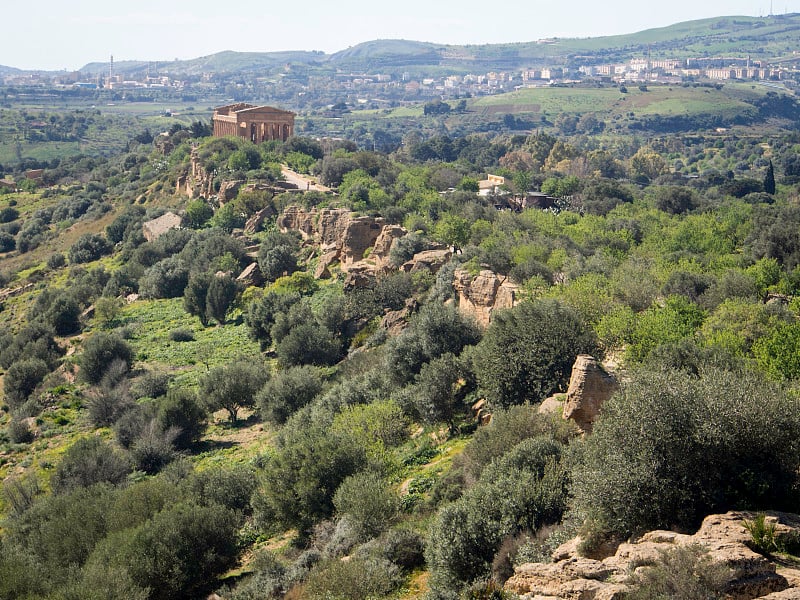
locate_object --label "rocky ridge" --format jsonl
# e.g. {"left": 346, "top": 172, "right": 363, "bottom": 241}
{"left": 505, "top": 512, "right": 800, "bottom": 600}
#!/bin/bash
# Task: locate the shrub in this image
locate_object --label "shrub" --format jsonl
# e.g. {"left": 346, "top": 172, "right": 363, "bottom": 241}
{"left": 184, "top": 465, "right": 256, "bottom": 515}
{"left": 742, "top": 513, "right": 779, "bottom": 553}
{"left": 130, "top": 370, "right": 170, "bottom": 399}
{"left": 257, "top": 365, "right": 324, "bottom": 424}
{"left": 0, "top": 323, "right": 63, "bottom": 369}
{"left": 80, "top": 332, "right": 134, "bottom": 384}
{"left": 0, "top": 231, "right": 15, "bottom": 252}
{"left": 570, "top": 368, "right": 800, "bottom": 541}
{"left": 3, "top": 358, "right": 49, "bottom": 410}
{"left": 183, "top": 271, "right": 212, "bottom": 325}
{"left": 460, "top": 406, "right": 572, "bottom": 480}
{"left": 275, "top": 322, "right": 342, "bottom": 367}
{"left": 157, "top": 388, "right": 207, "bottom": 449}
{"left": 138, "top": 256, "right": 189, "bottom": 299}
{"left": 244, "top": 290, "right": 301, "bottom": 349}
{"left": 256, "top": 423, "right": 368, "bottom": 532}
{"left": 257, "top": 231, "right": 299, "bottom": 282}
{"left": 86, "top": 382, "right": 134, "bottom": 426}
{"left": 130, "top": 420, "right": 179, "bottom": 474}
{"left": 427, "top": 438, "right": 568, "bottom": 595}
{"left": 43, "top": 294, "right": 82, "bottom": 335}
{"left": 68, "top": 233, "right": 112, "bottom": 264}
{"left": 403, "top": 352, "right": 473, "bottom": 427}
{"left": 50, "top": 436, "right": 132, "bottom": 494}
{"left": 5, "top": 485, "right": 115, "bottom": 573}
{"left": 626, "top": 544, "right": 730, "bottom": 600}
{"left": 385, "top": 302, "right": 481, "bottom": 385}
{"left": 473, "top": 299, "right": 598, "bottom": 407}
{"left": 169, "top": 327, "right": 195, "bottom": 342}
{"left": 84, "top": 502, "right": 239, "bottom": 600}
{"left": 333, "top": 471, "right": 399, "bottom": 539}
{"left": 303, "top": 556, "right": 403, "bottom": 600}
{"left": 206, "top": 272, "right": 239, "bottom": 324}
{"left": 7, "top": 419, "right": 34, "bottom": 444}
{"left": 378, "top": 527, "right": 426, "bottom": 571}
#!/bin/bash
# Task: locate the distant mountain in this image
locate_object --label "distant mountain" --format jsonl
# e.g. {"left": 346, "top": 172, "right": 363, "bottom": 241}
{"left": 80, "top": 50, "right": 326, "bottom": 77}
{"left": 0, "top": 65, "right": 21, "bottom": 77}
{"left": 21, "top": 13, "right": 800, "bottom": 76}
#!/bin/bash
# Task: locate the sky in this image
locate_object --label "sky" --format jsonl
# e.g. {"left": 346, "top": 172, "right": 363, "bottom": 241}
{"left": 3, "top": 0, "right": 799, "bottom": 71}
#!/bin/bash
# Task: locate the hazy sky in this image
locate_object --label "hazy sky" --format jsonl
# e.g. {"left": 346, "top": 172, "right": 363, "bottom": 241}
{"left": 3, "top": 0, "right": 798, "bottom": 70}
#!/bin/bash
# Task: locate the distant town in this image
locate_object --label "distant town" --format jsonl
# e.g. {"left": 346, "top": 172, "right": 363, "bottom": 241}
{"left": 3, "top": 53, "right": 798, "bottom": 111}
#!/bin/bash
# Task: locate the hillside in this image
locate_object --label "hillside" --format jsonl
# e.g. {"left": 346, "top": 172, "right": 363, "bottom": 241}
{"left": 65, "top": 13, "right": 800, "bottom": 77}
{"left": 2, "top": 103, "right": 800, "bottom": 599}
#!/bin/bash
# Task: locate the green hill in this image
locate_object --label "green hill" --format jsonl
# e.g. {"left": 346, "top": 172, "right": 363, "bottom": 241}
{"left": 68, "top": 13, "right": 800, "bottom": 77}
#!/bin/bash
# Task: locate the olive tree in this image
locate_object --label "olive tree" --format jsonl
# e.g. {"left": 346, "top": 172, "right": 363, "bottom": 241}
{"left": 473, "top": 299, "right": 598, "bottom": 407}
{"left": 571, "top": 367, "right": 800, "bottom": 542}
{"left": 201, "top": 359, "right": 268, "bottom": 423}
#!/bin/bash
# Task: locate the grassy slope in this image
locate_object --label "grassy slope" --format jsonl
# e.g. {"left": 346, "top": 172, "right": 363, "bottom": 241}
{"left": 470, "top": 82, "right": 772, "bottom": 119}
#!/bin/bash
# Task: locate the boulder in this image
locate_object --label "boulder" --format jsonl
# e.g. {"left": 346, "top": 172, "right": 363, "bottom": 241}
{"left": 400, "top": 249, "right": 452, "bottom": 274}
{"left": 236, "top": 262, "right": 263, "bottom": 287}
{"left": 506, "top": 511, "right": 799, "bottom": 600}
{"left": 314, "top": 250, "right": 339, "bottom": 279}
{"left": 453, "top": 269, "right": 520, "bottom": 328}
{"left": 277, "top": 205, "right": 319, "bottom": 240}
{"left": 562, "top": 355, "right": 619, "bottom": 434}
{"left": 277, "top": 207, "right": 386, "bottom": 275}
{"left": 538, "top": 395, "right": 564, "bottom": 416}
{"left": 372, "top": 224, "right": 407, "bottom": 268}
{"left": 380, "top": 298, "right": 418, "bottom": 335}
{"left": 142, "top": 212, "right": 182, "bottom": 242}
{"left": 343, "top": 262, "right": 379, "bottom": 289}
{"left": 244, "top": 205, "right": 276, "bottom": 234}
{"left": 217, "top": 180, "right": 244, "bottom": 204}
{"left": 341, "top": 216, "right": 386, "bottom": 267}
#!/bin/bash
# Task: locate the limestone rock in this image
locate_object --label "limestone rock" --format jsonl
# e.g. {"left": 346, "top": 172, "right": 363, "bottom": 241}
{"left": 343, "top": 262, "right": 379, "bottom": 289}
{"left": 315, "top": 250, "right": 339, "bottom": 279}
{"left": 277, "top": 207, "right": 386, "bottom": 276}
{"left": 236, "top": 262, "right": 263, "bottom": 287}
{"left": 562, "top": 355, "right": 619, "bottom": 434}
{"left": 372, "top": 224, "right": 407, "bottom": 268}
{"left": 453, "top": 269, "right": 520, "bottom": 328}
{"left": 538, "top": 395, "right": 564, "bottom": 416}
{"left": 142, "top": 212, "right": 182, "bottom": 242}
{"left": 400, "top": 249, "right": 452, "bottom": 274}
{"left": 506, "top": 511, "right": 800, "bottom": 600}
{"left": 217, "top": 180, "right": 244, "bottom": 204}
{"left": 381, "top": 298, "right": 418, "bottom": 335}
{"left": 341, "top": 216, "right": 385, "bottom": 267}
{"left": 244, "top": 205, "right": 276, "bottom": 234}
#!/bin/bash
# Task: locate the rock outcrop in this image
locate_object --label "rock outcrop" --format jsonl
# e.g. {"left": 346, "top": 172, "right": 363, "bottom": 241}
{"left": 244, "top": 205, "right": 277, "bottom": 234}
{"left": 217, "top": 180, "right": 244, "bottom": 204}
{"left": 236, "top": 262, "right": 263, "bottom": 287}
{"left": 562, "top": 355, "right": 619, "bottom": 434}
{"left": 453, "top": 269, "right": 520, "bottom": 328}
{"left": 278, "top": 206, "right": 409, "bottom": 283}
{"left": 506, "top": 511, "right": 800, "bottom": 600}
{"left": 400, "top": 249, "right": 452, "bottom": 274}
{"left": 142, "top": 212, "right": 182, "bottom": 242}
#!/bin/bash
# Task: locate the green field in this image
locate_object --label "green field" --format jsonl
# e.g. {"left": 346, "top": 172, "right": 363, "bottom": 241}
{"left": 468, "top": 82, "right": 776, "bottom": 123}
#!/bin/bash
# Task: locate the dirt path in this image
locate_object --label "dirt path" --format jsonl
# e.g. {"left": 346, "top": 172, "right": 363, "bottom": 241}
{"left": 280, "top": 166, "right": 330, "bottom": 193}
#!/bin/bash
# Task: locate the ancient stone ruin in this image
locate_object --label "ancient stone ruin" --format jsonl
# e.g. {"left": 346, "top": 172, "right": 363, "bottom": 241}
{"left": 212, "top": 103, "right": 295, "bottom": 143}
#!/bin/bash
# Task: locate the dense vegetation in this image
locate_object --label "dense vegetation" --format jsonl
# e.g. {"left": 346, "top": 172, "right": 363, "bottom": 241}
{"left": 1, "top": 96, "right": 800, "bottom": 600}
